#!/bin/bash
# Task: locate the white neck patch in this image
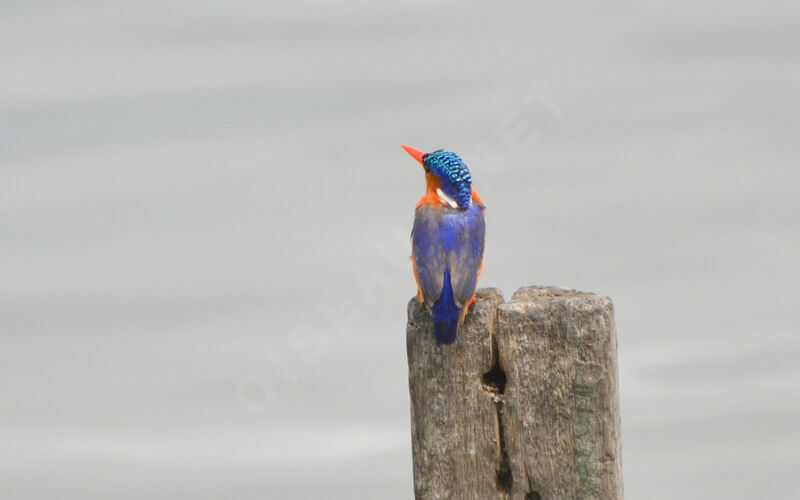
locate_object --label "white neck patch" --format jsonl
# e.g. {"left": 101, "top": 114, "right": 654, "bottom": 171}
{"left": 436, "top": 188, "right": 465, "bottom": 209}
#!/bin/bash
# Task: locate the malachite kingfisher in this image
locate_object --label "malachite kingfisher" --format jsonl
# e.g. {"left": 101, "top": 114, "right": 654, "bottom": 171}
{"left": 403, "top": 145, "right": 486, "bottom": 344}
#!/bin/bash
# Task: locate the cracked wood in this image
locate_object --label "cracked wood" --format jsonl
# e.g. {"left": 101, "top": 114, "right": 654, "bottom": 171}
{"left": 406, "top": 287, "right": 623, "bottom": 500}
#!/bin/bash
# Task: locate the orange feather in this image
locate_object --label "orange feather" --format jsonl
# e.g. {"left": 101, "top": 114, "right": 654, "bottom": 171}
{"left": 415, "top": 172, "right": 443, "bottom": 209}
{"left": 471, "top": 187, "right": 485, "bottom": 207}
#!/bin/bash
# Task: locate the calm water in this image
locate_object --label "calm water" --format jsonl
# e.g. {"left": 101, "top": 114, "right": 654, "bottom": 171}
{"left": 2, "top": 1, "right": 799, "bottom": 498}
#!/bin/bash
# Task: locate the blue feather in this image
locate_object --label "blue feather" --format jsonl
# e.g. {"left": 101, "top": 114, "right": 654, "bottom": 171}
{"left": 432, "top": 268, "right": 460, "bottom": 344}
{"left": 422, "top": 150, "right": 472, "bottom": 210}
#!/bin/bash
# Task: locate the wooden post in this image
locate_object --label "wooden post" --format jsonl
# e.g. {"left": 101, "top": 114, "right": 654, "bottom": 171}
{"left": 407, "top": 287, "right": 622, "bottom": 499}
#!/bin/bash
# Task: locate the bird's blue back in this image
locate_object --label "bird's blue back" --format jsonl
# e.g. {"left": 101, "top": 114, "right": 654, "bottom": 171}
{"left": 412, "top": 202, "right": 485, "bottom": 343}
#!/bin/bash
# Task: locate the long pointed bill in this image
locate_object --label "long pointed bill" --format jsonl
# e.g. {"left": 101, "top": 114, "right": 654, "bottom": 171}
{"left": 401, "top": 144, "right": 426, "bottom": 166}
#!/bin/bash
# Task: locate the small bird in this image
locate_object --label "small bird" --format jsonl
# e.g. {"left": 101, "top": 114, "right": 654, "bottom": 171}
{"left": 403, "top": 145, "right": 486, "bottom": 344}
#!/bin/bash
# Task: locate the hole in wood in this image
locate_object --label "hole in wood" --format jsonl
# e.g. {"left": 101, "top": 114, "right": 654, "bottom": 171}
{"left": 481, "top": 360, "right": 506, "bottom": 395}
{"left": 482, "top": 347, "right": 511, "bottom": 492}
{"left": 526, "top": 491, "right": 542, "bottom": 500}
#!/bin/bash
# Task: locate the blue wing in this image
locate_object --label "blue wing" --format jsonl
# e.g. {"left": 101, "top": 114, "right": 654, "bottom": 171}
{"left": 412, "top": 203, "right": 485, "bottom": 310}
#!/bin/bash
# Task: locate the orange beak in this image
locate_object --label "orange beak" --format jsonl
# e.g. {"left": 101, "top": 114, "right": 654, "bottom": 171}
{"left": 401, "top": 144, "right": 426, "bottom": 166}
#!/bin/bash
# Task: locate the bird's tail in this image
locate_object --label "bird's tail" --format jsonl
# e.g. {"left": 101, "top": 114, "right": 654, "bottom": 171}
{"left": 432, "top": 268, "right": 461, "bottom": 344}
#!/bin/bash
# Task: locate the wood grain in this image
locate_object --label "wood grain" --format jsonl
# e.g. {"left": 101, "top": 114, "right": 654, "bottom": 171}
{"left": 407, "top": 287, "right": 622, "bottom": 500}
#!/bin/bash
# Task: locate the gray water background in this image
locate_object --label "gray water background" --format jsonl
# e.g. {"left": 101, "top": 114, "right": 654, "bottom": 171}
{"left": 2, "top": 1, "right": 799, "bottom": 498}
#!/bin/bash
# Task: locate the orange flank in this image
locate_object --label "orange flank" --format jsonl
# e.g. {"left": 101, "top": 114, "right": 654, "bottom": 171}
{"left": 454, "top": 293, "right": 478, "bottom": 328}
{"left": 457, "top": 294, "right": 475, "bottom": 327}
{"left": 467, "top": 294, "right": 477, "bottom": 313}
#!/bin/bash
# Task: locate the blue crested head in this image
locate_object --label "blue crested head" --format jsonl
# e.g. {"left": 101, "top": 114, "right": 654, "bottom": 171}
{"left": 422, "top": 150, "right": 472, "bottom": 210}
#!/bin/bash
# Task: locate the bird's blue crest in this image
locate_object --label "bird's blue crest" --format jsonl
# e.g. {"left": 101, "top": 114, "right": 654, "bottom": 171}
{"left": 422, "top": 150, "right": 472, "bottom": 210}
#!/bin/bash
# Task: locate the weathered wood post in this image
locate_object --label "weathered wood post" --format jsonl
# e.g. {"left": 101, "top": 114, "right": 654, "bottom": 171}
{"left": 407, "top": 286, "right": 622, "bottom": 499}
